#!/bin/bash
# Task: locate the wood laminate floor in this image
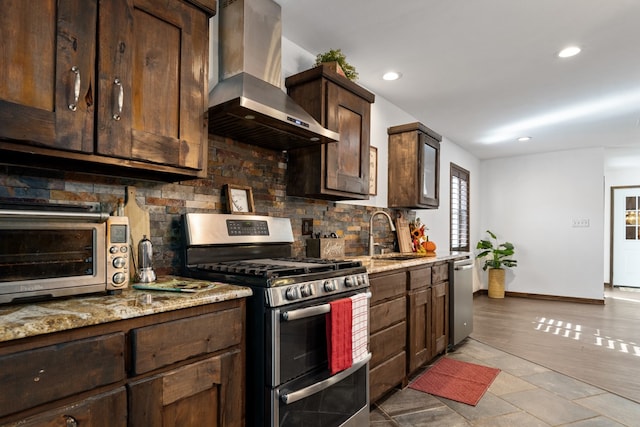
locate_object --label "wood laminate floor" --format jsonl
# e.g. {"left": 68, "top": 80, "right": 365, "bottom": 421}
{"left": 471, "top": 287, "right": 640, "bottom": 404}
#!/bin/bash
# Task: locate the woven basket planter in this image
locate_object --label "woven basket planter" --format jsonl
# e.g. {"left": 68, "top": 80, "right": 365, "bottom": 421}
{"left": 487, "top": 268, "right": 505, "bottom": 298}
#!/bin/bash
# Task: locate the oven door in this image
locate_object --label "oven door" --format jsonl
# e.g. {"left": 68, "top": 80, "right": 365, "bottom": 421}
{"left": 268, "top": 290, "right": 369, "bottom": 386}
{"left": 275, "top": 356, "right": 370, "bottom": 427}
{"left": 267, "top": 290, "right": 370, "bottom": 427}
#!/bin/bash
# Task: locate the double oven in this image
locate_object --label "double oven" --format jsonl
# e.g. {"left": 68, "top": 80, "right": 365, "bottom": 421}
{"left": 183, "top": 214, "right": 371, "bottom": 427}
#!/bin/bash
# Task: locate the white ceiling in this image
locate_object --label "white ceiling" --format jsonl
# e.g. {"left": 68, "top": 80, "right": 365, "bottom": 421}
{"left": 276, "top": 0, "right": 640, "bottom": 161}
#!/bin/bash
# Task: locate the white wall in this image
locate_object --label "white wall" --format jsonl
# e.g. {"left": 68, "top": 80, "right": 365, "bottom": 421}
{"left": 479, "top": 148, "right": 605, "bottom": 300}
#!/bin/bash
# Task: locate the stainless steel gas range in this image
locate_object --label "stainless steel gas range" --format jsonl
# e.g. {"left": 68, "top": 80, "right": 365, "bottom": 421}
{"left": 183, "top": 213, "right": 371, "bottom": 427}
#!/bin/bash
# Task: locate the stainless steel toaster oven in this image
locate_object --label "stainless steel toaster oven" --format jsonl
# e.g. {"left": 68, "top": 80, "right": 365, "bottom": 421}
{"left": 0, "top": 209, "right": 130, "bottom": 304}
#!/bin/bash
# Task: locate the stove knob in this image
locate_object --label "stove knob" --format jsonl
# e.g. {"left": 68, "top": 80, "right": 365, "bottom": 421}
{"left": 358, "top": 275, "right": 367, "bottom": 286}
{"left": 323, "top": 279, "right": 336, "bottom": 292}
{"left": 300, "top": 284, "right": 314, "bottom": 298}
{"left": 344, "top": 276, "right": 355, "bottom": 288}
{"left": 285, "top": 286, "right": 299, "bottom": 301}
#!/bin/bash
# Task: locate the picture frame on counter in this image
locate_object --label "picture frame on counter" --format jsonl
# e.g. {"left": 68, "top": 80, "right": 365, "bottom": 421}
{"left": 369, "top": 146, "right": 378, "bottom": 195}
{"left": 224, "top": 184, "right": 255, "bottom": 214}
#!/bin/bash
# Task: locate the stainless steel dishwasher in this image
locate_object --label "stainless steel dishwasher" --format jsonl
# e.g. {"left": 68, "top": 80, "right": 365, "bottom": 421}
{"left": 450, "top": 257, "right": 474, "bottom": 347}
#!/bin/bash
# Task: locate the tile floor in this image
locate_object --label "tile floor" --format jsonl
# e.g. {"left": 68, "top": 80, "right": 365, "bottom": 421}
{"left": 370, "top": 338, "right": 640, "bottom": 426}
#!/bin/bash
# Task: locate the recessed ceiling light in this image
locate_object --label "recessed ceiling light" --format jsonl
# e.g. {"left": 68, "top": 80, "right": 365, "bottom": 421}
{"left": 517, "top": 136, "right": 531, "bottom": 142}
{"left": 383, "top": 71, "right": 402, "bottom": 81}
{"left": 558, "top": 46, "right": 581, "bottom": 58}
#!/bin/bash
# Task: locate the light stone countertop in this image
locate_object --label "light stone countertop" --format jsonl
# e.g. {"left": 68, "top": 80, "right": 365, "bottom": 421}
{"left": 0, "top": 254, "right": 472, "bottom": 343}
{"left": 0, "top": 276, "right": 252, "bottom": 343}
{"left": 348, "top": 251, "right": 472, "bottom": 274}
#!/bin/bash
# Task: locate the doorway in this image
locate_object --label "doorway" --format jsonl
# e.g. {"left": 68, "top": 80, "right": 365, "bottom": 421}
{"left": 612, "top": 186, "right": 640, "bottom": 288}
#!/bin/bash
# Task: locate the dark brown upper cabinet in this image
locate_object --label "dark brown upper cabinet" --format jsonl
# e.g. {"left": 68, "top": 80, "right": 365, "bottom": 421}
{"left": 388, "top": 122, "right": 442, "bottom": 209}
{"left": 0, "top": 0, "right": 215, "bottom": 180}
{"left": 285, "top": 63, "right": 375, "bottom": 200}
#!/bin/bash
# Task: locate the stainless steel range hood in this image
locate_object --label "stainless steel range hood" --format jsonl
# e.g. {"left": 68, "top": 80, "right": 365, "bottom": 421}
{"left": 208, "top": 0, "right": 339, "bottom": 150}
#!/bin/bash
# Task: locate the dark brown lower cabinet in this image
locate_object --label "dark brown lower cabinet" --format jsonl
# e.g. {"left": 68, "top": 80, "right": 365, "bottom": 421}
{"left": 369, "top": 270, "right": 407, "bottom": 403}
{"left": 431, "top": 263, "right": 450, "bottom": 358}
{"left": 431, "top": 282, "right": 449, "bottom": 357}
{"left": 129, "top": 349, "right": 243, "bottom": 427}
{"left": 370, "top": 261, "right": 451, "bottom": 403}
{"left": 408, "top": 281, "right": 432, "bottom": 374}
{"left": 0, "top": 299, "right": 246, "bottom": 426}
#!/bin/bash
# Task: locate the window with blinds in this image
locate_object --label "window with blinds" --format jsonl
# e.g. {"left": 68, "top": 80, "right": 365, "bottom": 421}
{"left": 450, "top": 163, "right": 470, "bottom": 251}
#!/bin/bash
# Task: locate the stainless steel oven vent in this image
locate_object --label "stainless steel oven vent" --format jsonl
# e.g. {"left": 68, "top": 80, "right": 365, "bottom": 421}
{"left": 208, "top": 0, "right": 339, "bottom": 150}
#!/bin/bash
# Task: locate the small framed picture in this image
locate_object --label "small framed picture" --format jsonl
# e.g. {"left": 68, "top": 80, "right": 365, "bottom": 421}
{"left": 369, "top": 146, "right": 378, "bottom": 195}
{"left": 224, "top": 184, "right": 255, "bottom": 214}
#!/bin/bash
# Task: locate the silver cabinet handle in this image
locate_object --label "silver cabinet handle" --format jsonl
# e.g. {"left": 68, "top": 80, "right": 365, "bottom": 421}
{"left": 113, "top": 78, "right": 123, "bottom": 120}
{"left": 280, "top": 353, "right": 371, "bottom": 404}
{"left": 68, "top": 66, "right": 80, "bottom": 111}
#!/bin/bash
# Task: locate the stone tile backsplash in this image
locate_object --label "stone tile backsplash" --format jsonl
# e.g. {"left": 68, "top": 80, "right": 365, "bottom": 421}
{"left": 0, "top": 135, "right": 412, "bottom": 275}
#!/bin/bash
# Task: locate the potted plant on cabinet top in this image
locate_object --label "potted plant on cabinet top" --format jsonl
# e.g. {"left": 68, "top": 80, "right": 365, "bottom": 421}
{"left": 476, "top": 230, "right": 517, "bottom": 298}
{"left": 315, "top": 48, "right": 359, "bottom": 81}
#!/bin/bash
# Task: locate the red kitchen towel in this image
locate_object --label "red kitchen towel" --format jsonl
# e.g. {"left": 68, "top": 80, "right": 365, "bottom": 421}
{"left": 326, "top": 297, "right": 353, "bottom": 374}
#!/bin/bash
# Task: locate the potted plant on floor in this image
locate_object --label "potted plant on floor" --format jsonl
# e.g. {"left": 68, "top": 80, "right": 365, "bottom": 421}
{"left": 476, "top": 230, "right": 517, "bottom": 298}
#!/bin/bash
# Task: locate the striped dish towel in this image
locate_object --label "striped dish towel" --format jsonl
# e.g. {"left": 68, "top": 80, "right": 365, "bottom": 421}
{"left": 350, "top": 293, "right": 369, "bottom": 363}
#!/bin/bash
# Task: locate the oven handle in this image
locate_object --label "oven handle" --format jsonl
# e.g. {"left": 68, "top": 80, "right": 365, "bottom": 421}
{"left": 279, "top": 353, "right": 372, "bottom": 405}
{"left": 281, "top": 292, "right": 371, "bottom": 321}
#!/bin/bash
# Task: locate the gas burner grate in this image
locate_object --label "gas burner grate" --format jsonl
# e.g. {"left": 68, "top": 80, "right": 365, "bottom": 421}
{"left": 195, "top": 260, "right": 331, "bottom": 278}
{"left": 271, "top": 257, "right": 363, "bottom": 270}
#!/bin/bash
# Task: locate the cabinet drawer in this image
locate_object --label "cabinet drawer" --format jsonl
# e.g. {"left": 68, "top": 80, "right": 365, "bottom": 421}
{"left": 0, "top": 333, "right": 125, "bottom": 418}
{"left": 408, "top": 266, "right": 431, "bottom": 290}
{"left": 370, "top": 321, "right": 406, "bottom": 367}
{"left": 432, "top": 263, "right": 449, "bottom": 283}
{"left": 370, "top": 296, "right": 405, "bottom": 334}
{"left": 370, "top": 271, "right": 406, "bottom": 304}
{"left": 132, "top": 307, "right": 243, "bottom": 374}
{"left": 6, "top": 387, "right": 127, "bottom": 427}
{"left": 370, "top": 351, "right": 406, "bottom": 403}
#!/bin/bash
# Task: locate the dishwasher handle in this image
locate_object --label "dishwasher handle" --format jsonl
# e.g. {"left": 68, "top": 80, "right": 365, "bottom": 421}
{"left": 454, "top": 258, "right": 474, "bottom": 270}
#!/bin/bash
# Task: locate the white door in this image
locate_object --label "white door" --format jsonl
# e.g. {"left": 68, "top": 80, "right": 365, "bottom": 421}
{"left": 613, "top": 187, "right": 640, "bottom": 288}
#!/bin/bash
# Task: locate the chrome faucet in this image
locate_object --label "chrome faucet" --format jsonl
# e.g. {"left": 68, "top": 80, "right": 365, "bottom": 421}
{"left": 369, "top": 211, "right": 396, "bottom": 256}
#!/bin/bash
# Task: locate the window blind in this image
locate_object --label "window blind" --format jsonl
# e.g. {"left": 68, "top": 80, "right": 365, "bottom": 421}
{"left": 450, "top": 164, "right": 470, "bottom": 251}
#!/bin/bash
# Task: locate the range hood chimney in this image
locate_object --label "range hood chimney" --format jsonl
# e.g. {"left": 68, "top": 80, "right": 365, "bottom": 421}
{"left": 208, "top": 0, "right": 339, "bottom": 150}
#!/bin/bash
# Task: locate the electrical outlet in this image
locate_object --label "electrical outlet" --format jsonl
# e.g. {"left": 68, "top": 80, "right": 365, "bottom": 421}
{"left": 571, "top": 218, "right": 590, "bottom": 228}
{"left": 302, "top": 218, "right": 313, "bottom": 235}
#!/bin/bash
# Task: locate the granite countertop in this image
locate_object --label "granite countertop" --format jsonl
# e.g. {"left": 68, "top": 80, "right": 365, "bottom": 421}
{"left": 0, "top": 276, "right": 252, "bottom": 343}
{"left": 348, "top": 251, "right": 472, "bottom": 274}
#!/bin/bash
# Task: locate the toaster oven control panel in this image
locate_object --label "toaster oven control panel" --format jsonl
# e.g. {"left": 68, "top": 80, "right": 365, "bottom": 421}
{"left": 106, "top": 216, "right": 130, "bottom": 290}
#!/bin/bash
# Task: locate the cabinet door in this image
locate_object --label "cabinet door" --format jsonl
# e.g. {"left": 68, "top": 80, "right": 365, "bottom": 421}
{"left": 408, "top": 286, "right": 432, "bottom": 375}
{"left": 97, "top": 0, "right": 207, "bottom": 170}
{"left": 431, "top": 281, "right": 449, "bottom": 357}
{"left": 324, "top": 82, "right": 370, "bottom": 195}
{"left": 418, "top": 132, "right": 440, "bottom": 208}
{"left": 0, "top": 0, "right": 96, "bottom": 152}
{"left": 128, "top": 349, "right": 244, "bottom": 427}
{"left": 3, "top": 387, "right": 127, "bottom": 427}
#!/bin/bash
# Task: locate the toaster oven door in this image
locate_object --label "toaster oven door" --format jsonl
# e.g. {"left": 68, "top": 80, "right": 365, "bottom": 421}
{"left": 0, "top": 222, "right": 106, "bottom": 303}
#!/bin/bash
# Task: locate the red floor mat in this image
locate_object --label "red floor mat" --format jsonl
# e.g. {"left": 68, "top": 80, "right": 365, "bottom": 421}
{"left": 409, "top": 357, "right": 500, "bottom": 406}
